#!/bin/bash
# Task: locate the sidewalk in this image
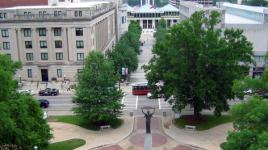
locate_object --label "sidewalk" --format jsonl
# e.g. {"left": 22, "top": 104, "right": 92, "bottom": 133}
{"left": 49, "top": 115, "right": 134, "bottom": 150}
{"left": 161, "top": 116, "right": 233, "bottom": 150}
{"left": 21, "top": 81, "right": 132, "bottom": 96}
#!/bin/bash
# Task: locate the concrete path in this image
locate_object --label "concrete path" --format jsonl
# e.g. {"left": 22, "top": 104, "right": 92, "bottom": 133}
{"left": 162, "top": 117, "right": 234, "bottom": 150}
{"left": 49, "top": 116, "right": 134, "bottom": 150}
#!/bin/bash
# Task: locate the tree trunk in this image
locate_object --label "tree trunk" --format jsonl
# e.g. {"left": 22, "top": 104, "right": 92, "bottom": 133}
{"left": 193, "top": 98, "right": 201, "bottom": 121}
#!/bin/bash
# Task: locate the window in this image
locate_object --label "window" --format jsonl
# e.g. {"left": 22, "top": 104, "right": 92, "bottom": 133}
{"left": 56, "top": 52, "right": 63, "bottom": 60}
{"left": 75, "top": 28, "right": 83, "bottom": 36}
{"left": 41, "top": 53, "right": 48, "bottom": 60}
{"left": 27, "top": 69, "right": 32, "bottom": 78}
{"left": 24, "top": 12, "right": 31, "bottom": 15}
{"left": 54, "top": 28, "right": 62, "bottom": 36}
{"left": 57, "top": 69, "right": 62, "bottom": 78}
{"left": 75, "top": 11, "right": 82, "bottom": 17}
{"left": 40, "top": 41, "right": 47, "bottom": 48}
{"left": 25, "top": 41, "right": 32, "bottom": 49}
{"left": 23, "top": 28, "right": 31, "bottom": 37}
{"left": 77, "top": 69, "right": 83, "bottom": 74}
{"left": 39, "top": 28, "right": 46, "bottom": 36}
{"left": 0, "top": 13, "right": 7, "bottom": 18}
{"left": 1, "top": 29, "right": 9, "bottom": 37}
{"left": 54, "top": 11, "right": 62, "bottom": 16}
{"left": 77, "top": 53, "right": 84, "bottom": 61}
{"left": 76, "top": 40, "right": 84, "bottom": 48}
{"left": 55, "top": 40, "right": 62, "bottom": 48}
{"left": 26, "top": 53, "right": 33, "bottom": 61}
{"left": 3, "top": 42, "right": 10, "bottom": 50}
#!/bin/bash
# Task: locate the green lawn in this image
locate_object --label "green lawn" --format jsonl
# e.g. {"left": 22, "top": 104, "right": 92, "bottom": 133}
{"left": 174, "top": 115, "right": 232, "bottom": 131}
{"left": 48, "top": 115, "right": 123, "bottom": 130}
{"left": 47, "top": 139, "right": 85, "bottom": 150}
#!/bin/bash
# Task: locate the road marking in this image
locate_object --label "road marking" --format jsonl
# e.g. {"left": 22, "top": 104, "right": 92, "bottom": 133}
{"left": 136, "top": 96, "right": 138, "bottom": 109}
{"left": 158, "top": 98, "right": 161, "bottom": 109}
{"left": 121, "top": 96, "right": 125, "bottom": 104}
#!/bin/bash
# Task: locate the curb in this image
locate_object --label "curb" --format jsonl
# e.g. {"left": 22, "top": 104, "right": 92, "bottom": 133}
{"left": 89, "top": 115, "right": 135, "bottom": 150}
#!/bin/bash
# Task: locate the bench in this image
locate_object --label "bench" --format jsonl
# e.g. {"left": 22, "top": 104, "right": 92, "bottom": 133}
{"left": 100, "top": 125, "right": 111, "bottom": 130}
{"left": 185, "top": 125, "right": 196, "bottom": 130}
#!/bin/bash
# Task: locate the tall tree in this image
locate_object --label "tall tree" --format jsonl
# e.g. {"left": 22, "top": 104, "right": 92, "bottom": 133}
{"left": 74, "top": 51, "right": 123, "bottom": 126}
{"left": 0, "top": 54, "right": 21, "bottom": 101}
{"left": 144, "top": 11, "right": 253, "bottom": 119}
{"left": 0, "top": 54, "right": 51, "bottom": 149}
{"left": 221, "top": 97, "right": 268, "bottom": 150}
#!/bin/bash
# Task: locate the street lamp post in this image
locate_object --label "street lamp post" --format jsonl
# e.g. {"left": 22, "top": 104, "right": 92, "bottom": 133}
{"left": 141, "top": 106, "right": 155, "bottom": 150}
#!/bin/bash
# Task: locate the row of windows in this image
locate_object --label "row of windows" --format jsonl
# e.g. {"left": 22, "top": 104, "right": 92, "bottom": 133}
{"left": 25, "top": 52, "right": 84, "bottom": 61}
{"left": 129, "top": 12, "right": 180, "bottom": 18}
{"left": 26, "top": 68, "right": 83, "bottom": 78}
{"left": 2, "top": 40, "right": 84, "bottom": 50}
{"left": 24, "top": 40, "right": 83, "bottom": 49}
{"left": 0, "top": 13, "right": 7, "bottom": 19}
{"left": 1, "top": 28, "right": 83, "bottom": 38}
{"left": 23, "top": 10, "right": 82, "bottom": 18}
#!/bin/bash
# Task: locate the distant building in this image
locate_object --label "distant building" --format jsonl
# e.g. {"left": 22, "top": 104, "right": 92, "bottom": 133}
{"left": 0, "top": 0, "right": 116, "bottom": 82}
{"left": 169, "top": 0, "right": 212, "bottom": 7}
{"left": 217, "top": 2, "right": 268, "bottom": 77}
{"left": 127, "top": 0, "right": 180, "bottom": 31}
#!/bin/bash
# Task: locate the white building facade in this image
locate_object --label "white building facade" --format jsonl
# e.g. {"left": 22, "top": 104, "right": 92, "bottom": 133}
{"left": 127, "top": 0, "right": 180, "bottom": 31}
{"left": 0, "top": 1, "right": 116, "bottom": 82}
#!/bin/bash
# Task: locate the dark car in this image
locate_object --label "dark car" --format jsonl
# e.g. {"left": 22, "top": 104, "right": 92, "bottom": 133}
{"left": 39, "top": 99, "right": 49, "bottom": 108}
{"left": 259, "top": 93, "right": 268, "bottom": 99}
{"left": 39, "top": 88, "right": 59, "bottom": 96}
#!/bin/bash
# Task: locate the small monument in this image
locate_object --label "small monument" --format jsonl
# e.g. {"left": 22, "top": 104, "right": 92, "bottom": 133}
{"left": 141, "top": 106, "right": 155, "bottom": 150}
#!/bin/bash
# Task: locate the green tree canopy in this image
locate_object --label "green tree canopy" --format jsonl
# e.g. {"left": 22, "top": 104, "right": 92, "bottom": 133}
{"left": 222, "top": 97, "right": 268, "bottom": 149}
{"left": 0, "top": 54, "right": 51, "bottom": 149}
{"left": 74, "top": 51, "right": 123, "bottom": 125}
{"left": 144, "top": 11, "right": 253, "bottom": 119}
{"left": 0, "top": 54, "right": 21, "bottom": 101}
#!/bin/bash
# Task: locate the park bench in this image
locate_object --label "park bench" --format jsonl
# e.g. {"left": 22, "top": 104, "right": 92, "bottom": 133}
{"left": 100, "top": 125, "right": 111, "bottom": 130}
{"left": 185, "top": 125, "right": 196, "bottom": 130}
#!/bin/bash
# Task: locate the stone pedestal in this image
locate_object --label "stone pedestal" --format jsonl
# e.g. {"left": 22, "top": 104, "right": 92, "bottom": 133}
{"left": 144, "top": 133, "right": 152, "bottom": 150}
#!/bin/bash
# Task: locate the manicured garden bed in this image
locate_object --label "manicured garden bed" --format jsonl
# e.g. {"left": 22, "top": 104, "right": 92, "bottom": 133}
{"left": 174, "top": 115, "right": 232, "bottom": 131}
{"left": 47, "top": 139, "right": 85, "bottom": 150}
{"left": 48, "top": 115, "right": 123, "bottom": 130}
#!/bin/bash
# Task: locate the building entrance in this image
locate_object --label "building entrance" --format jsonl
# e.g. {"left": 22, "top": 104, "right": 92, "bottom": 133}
{"left": 41, "top": 69, "right": 49, "bottom": 82}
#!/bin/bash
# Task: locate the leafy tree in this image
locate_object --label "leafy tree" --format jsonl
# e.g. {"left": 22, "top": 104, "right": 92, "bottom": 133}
{"left": 108, "top": 41, "right": 138, "bottom": 73}
{"left": 232, "top": 69, "right": 268, "bottom": 99}
{"left": 0, "top": 54, "right": 51, "bottom": 149}
{"left": 0, "top": 54, "right": 21, "bottom": 101}
{"left": 0, "top": 95, "right": 52, "bottom": 149}
{"left": 222, "top": 97, "right": 268, "bottom": 149}
{"left": 74, "top": 51, "right": 123, "bottom": 126}
{"left": 144, "top": 11, "right": 253, "bottom": 119}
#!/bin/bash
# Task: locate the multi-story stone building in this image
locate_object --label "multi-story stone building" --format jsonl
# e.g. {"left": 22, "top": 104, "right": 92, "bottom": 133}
{"left": 0, "top": 0, "right": 116, "bottom": 82}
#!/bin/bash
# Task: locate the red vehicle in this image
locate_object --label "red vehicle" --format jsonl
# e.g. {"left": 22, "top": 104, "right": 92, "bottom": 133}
{"left": 132, "top": 82, "right": 150, "bottom": 95}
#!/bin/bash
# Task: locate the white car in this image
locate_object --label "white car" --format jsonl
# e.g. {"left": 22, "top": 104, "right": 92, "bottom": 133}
{"left": 17, "top": 89, "right": 34, "bottom": 95}
{"left": 244, "top": 89, "right": 253, "bottom": 95}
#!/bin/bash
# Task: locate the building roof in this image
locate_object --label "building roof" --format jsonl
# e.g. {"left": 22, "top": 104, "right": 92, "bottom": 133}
{"left": 225, "top": 13, "right": 262, "bottom": 24}
{"left": 0, "top": 0, "right": 47, "bottom": 8}
{"left": 127, "top": 3, "right": 179, "bottom": 13}
{"left": 159, "top": 4, "right": 179, "bottom": 12}
{"left": 222, "top": 2, "right": 268, "bottom": 13}
{"left": 3, "top": 1, "right": 110, "bottom": 10}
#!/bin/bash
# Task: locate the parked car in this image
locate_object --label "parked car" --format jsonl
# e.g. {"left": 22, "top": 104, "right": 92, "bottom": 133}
{"left": 39, "top": 99, "right": 49, "bottom": 108}
{"left": 17, "top": 89, "right": 34, "bottom": 95}
{"left": 39, "top": 88, "right": 59, "bottom": 96}
{"left": 244, "top": 89, "right": 253, "bottom": 95}
{"left": 259, "top": 93, "right": 268, "bottom": 99}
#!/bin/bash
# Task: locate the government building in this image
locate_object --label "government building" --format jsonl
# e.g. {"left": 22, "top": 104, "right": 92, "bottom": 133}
{"left": 0, "top": 0, "right": 117, "bottom": 82}
{"left": 127, "top": 0, "right": 180, "bottom": 31}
